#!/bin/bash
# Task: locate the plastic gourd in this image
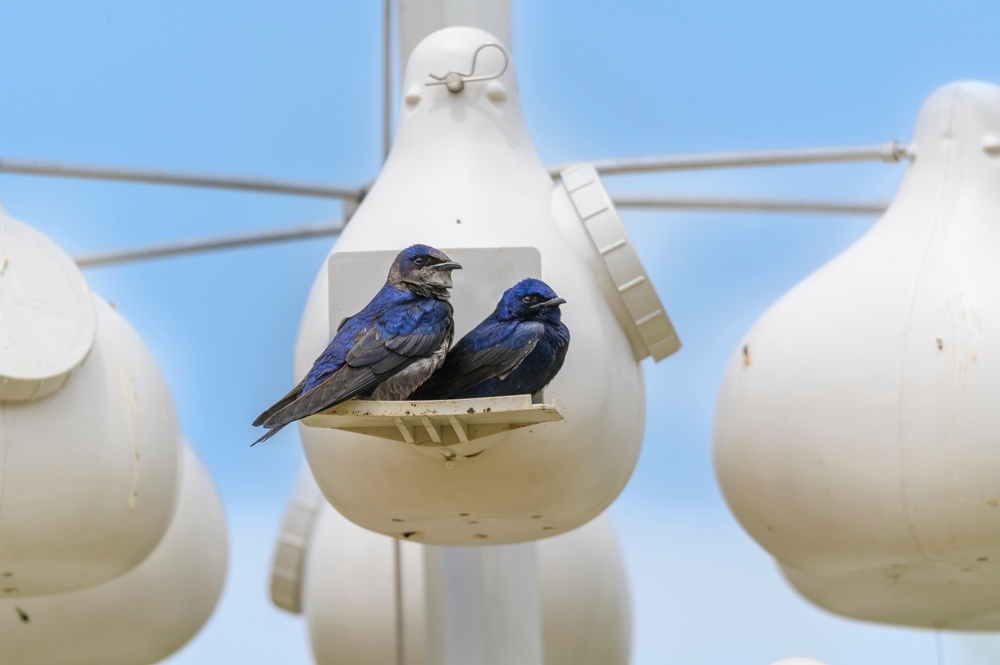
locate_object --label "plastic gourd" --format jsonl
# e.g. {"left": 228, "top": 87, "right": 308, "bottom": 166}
{"left": 713, "top": 81, "right": 1000, "bottom": 629}
{"left": 270, "top": 470, "right": 630, "bottom": 665}
{"left": 0, "top": 443, "right": 227, "bottom": 664}
{"left": 295, "top": 26, "right": 675, "bottom": 545}
{"left": 0, "top": 208, "right": 182, "bottom": 597}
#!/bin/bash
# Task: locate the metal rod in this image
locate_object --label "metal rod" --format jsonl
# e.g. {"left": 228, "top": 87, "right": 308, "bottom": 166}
{"left": 74, "top": 220, "right": 344, "bottom": 268}
{"left": 610, "top": 194, "right": 887, "bottom": 215}
{"left": 549, "top": 141, "right": 910, "bottom": 177}
{"left": 72, "top": 194, "right": 885, "bottom": 269}
{"left": 393, "top": 539, "right": 405, "bottom": 665}
{"left": 383, "top": 4, "right": 405, "bottom": 663}
{"left": 383, "top": 0, "right": 393, "bottom": 163}
{"left": 384, "top": 5, "right": 403, "bottom": 662}
{"left": 0, "top": 158, "right": 365, "bottom": 201}
{"left": 1, "top": 142, "right": 909, "bottom": 201}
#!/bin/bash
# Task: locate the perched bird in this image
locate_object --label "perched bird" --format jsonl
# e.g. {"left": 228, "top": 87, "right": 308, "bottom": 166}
{"left": 412, "top": 278, "right": 569, "bottom": 400}
{"left": 252, "top": 244, "right": 461, "bottom": 445}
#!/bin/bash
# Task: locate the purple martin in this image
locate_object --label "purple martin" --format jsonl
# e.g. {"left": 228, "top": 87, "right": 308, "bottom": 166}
{"left": 412, "top": 278, "right": 569, "bottom": 400}
{"left": 252, "top": 244, "right": 461, "bottom": 445}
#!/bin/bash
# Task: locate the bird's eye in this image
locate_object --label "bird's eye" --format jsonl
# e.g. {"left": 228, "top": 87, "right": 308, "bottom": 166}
{"left": 414, "top": 256, "right": 426, "bottom": 265}
{"left": 522, "top": 295, "right": 532, "bottom": 304}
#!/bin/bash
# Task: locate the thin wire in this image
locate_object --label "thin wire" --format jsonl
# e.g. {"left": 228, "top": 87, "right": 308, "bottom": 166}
{"left": 426, "top": 43, "right": 509, "bottom": 86}
{"left": 935, "top": 630, "right": 946, "bottom": 665}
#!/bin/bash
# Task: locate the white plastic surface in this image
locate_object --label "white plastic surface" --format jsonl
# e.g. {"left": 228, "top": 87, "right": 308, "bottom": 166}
{"left": 769, "top": 659, "right": 830, "bottom": 665}
{"left": 296, "top": 497, "right": 630, "bottom": 665}
{"left": 713, "top": 81, "right": 1000, "bottom": 629}
{"left": 296, "top": 27, "right": 647, "bottom": 545}
{"left": 0, "top": 208, "right": 96, "bottom": 401}
{"left": 0, "top": 295, "right": 182, "bottom": 597}
{"left": 0, "top": 443, "right": 227, "bottom": 664}
{"left": 560, "top": 163, "right": 680, "bottom": 361}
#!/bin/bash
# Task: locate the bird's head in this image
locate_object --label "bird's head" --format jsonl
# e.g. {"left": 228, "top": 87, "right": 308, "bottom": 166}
{"left": 496, "top": 278, "right": 566, "bottom": 322}
{"left": 388, "top": 244, "right": 462, "bottom": 297}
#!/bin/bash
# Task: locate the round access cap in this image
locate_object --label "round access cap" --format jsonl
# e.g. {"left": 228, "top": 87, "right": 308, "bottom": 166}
{"left": 0, "top": 208, "right": 96, "bottom": 401}
{"left": 560, "top": 163, "right": 681, "bottom": 362}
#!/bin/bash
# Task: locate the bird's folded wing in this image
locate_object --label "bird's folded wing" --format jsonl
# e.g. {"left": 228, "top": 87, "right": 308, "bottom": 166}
{"left": 431, "top": 322, "right": 543, "bottom": 397}
{"left": 253, "top": 378, "right": 306, "bottom": 427}
{"left": 262, "top": 364, "right": 382, "bottom": 427}
{"left": 263, "top": 313, "right": 452, "bottom": 428}
{"left": 383, "top": 326, "right": 450, "bottom": 357}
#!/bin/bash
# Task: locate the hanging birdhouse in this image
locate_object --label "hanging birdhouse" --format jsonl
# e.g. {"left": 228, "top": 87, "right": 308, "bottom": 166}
{"left": 0, "top": 208, "right": 183, "bottom": 597}
{"left": 0, "top": 443, "right": 227, "bottom": 664}
{"left": 293, "top": 26, "right": 678, "bottom": 545}
{"left": 269, "top": 467, "right": 630, "bottom": 665}
{"left": 713, "top": 81, "right": 1000, "bottom": 629}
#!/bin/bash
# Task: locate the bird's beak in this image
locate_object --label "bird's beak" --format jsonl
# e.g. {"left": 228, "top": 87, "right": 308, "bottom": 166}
{"left": 531, "top": 297, "right": 566, "bottom": 309}
{"left": 433, "top": 261, "right": 462, "bottom": 271}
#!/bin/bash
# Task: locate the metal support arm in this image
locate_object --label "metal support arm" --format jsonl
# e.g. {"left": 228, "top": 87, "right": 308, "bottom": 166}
{"left": 611, "top": 194, "right": 887, "bottom": 215}
{"left": 548, "top": 141, "right": 910, "bottom": 177}
{"left": 74, "top": 220, "right": 344, "bottom": 268}
{"left": 0, "top": 158, "right": 365, "bottom": 201}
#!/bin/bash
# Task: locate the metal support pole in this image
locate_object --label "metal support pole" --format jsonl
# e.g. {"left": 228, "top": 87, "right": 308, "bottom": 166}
{"left": 384, "top": 0, "right": 394, "bottom": 163}
{"left": 424, "top": 544, "right": 544, "bottom": 665}
{"left": 383, "top": 4, "right": 407, "bottom": 664}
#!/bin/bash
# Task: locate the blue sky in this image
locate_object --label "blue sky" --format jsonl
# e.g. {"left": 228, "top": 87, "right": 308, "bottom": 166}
{"left": 2, "top": 1, "right": 1000, "bottom": 663}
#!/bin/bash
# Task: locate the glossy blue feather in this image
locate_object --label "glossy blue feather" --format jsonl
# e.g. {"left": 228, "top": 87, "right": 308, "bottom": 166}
{"left": 302, "top": 285, "right": 452, "bottom": 393}
{"left": 413, "top": 278, "right": 570, "bottom": 400}
{"left": 252, "top": 244, "right": 459, "bottom": 445}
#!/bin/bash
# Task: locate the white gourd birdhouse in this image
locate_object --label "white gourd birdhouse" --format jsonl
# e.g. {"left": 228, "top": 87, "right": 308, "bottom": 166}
{"left": 0, "top": 443, "right": 227, "bottom": 664}
{"left": 295, "top": 26, "right": 678, "bottom": 545}
{"left": 0, "top": 208, "right": 183, "bottom": 597}
{"left": 269, "top": 468, "right": 630, "bottom": 665}
{"left": 713, "top": 80, "right": 1000, "bottom": 629}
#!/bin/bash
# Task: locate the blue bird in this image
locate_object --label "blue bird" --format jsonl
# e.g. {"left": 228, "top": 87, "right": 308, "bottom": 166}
{"left": 252, "top": 244, "right": 461, "bottom": 445}
{"left": 412, "top": 278, "right": 569, "bottom": 400}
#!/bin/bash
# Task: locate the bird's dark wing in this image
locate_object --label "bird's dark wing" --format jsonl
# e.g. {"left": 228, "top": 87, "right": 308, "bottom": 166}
{"left": 252, "top": 378, "right": 306, "bottom": 427}
{"left": 421, "top": 320, "right": 544, "bottom": 399}
{"left": 262, "top": 301, "right": 453, "bottom": 428}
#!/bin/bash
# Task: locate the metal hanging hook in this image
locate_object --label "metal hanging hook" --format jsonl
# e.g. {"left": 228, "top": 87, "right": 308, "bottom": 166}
{"left": 426, "top": 43, "right": 509, "bottom": 94}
